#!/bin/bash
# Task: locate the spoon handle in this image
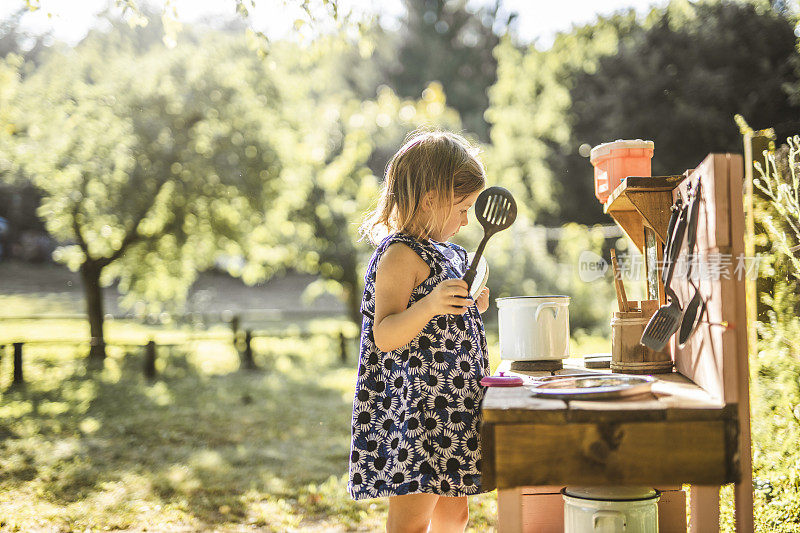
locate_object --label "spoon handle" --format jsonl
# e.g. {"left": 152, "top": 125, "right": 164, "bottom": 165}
{"left": 463, "top": 233, "right": 491, "bottom": 288}
{"left": 609, "top": 249, "right": 629, "bottom": 312}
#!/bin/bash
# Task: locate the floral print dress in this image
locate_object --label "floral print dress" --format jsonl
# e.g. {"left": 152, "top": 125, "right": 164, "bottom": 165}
{"left": 348, "top": 232, "right": 489, "bottom": 500}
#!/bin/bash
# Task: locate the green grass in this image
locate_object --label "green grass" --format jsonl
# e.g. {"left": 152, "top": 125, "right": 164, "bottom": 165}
{"left": 747, "top": 349, "right": 800, "bottom": 531}
{"left": 0, "top": 293, "right": 509, "bottom": 532}
{"left": 0, "top": 343, "right": 364, "bottom": 531}
{"left": 4, "top": 291, "right": 797, "bottom": 532}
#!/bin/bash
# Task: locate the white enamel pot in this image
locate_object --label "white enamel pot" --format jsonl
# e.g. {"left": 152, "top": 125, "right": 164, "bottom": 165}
{"left": 496, "top": 296, "right": 570, "bottom": 361}
{"left": 562, "top": 487, "right": 660, "bottom": 533}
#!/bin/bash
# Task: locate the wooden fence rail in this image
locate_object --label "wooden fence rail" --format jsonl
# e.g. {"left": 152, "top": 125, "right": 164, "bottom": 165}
{"left": 1, "top": 325, "right": 356, "bottom": 384}
{"left": 0, "top": 308, "right": 346, "bottom": 323}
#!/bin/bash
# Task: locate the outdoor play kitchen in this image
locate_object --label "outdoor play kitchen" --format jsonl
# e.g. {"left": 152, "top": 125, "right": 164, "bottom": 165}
{"left": 478, "top": 141, "right": 753, "bottom": 532}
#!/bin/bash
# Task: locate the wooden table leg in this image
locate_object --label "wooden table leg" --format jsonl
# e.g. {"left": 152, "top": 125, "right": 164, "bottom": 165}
{"left": 734, "top": 481, "right": 754, "bottom": 533}
{"left": 690, "top": 485, "right": 719, "bottom": 532}
{"left": 497, "top": 488, "right": 524, "bottom": 532}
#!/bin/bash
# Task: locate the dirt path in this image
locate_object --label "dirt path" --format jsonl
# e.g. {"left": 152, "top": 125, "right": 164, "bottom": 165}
{"left": 0, "top": 260, "right": 344, "bottom": 315}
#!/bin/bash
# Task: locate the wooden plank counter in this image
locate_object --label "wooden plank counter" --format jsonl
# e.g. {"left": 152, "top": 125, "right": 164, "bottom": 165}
{"left": 481, "top": 360, "right": 739, "bottom": 490}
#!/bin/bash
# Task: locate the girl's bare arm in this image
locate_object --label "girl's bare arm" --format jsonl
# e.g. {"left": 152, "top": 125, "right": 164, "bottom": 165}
{"left": 372, "top": 243, "right": 469, "bottom": 352}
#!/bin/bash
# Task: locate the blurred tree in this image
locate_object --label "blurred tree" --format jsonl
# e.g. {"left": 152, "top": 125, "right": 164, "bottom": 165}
{"left": 486, "top": 13, "right": 638, "bottom": 224}
{"left": 763, "top": 0, "right": 795, "bottom": 16}
{"left": 565, "top": 1, "right": 800, "bottom": 221}
{"left": 0, "top": 10, "right": 51, "bottom": 252}
{"left": 25, "top": 0, "right": 358, "bottom": 53}
{"left": 264, "top": 35, "right": 463, "bottom": 323}
{"left": 387, "top": 0, "right": 507, "bottom": 141}
{"left": 0, "top": 8, "right": 48, "bottom": 64}
{"left": 333, "top": 23, "right": 402, "bottom": 103}
{"left": 487, "top": 1, "right": 800, "bottom": 226}
{"left": 1, "top": 27, "right": 293, "bottom": 362}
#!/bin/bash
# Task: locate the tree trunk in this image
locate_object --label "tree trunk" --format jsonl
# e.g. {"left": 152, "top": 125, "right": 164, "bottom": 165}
{"left": 343, "top": 277, "right": 362, "bottom": 327}
{"left": 80, "top": 261, "right": 107, "bottom": 364}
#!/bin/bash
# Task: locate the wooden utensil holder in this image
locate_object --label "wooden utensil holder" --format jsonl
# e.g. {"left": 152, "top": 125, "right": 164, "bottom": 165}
{"left": 611, "top": 299, "right": 673, "bottom": 374}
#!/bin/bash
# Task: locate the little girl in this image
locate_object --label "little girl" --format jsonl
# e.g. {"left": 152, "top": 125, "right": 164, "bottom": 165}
{"left": 348, "top": 130, "right": 490, "bottom": 532}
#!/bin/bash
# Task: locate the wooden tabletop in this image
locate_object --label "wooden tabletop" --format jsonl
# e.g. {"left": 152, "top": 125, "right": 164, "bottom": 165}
{"left": 483, "top": 359, "right": 730, "bottom": 424}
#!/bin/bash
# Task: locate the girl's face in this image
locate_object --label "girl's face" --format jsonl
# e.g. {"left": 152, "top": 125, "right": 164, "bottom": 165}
{"left": 428, "top": 190, "right": 482, "bottom": 242}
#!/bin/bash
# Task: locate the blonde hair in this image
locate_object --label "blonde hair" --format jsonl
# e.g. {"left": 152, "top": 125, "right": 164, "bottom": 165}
{"left": 360, "top": 129, "right": 486, "bottom": 245}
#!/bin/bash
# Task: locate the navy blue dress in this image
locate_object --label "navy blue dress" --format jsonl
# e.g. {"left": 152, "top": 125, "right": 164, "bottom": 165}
{"left": 348, "top": 232, "right": 489, "bottom": 500}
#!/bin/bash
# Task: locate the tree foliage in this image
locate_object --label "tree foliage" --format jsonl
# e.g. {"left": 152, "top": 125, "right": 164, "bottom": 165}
{"left": 568, "top": 1, "right": 800, "bottom": 210}
{"left": 487, "top": 0, "right": 800, "bottom": 225}
{"left": 1, "top": 23, "right": 298, "bottom": 358}
{"left": 1, "top": 8, "right": 49, "bottom": 64}
{"left": 486, "top": 13, "right": 637, "bottom": 224}
{"left": 0, "top": 16, "right": 469, "bottom": 351}
{"left": 5, "top": 0, "right": 800, "bottom": 346}
{"left": 387, "top": 0, "right": 505, "bottom": 141}
{"left": 261, "top": 34, "right": 463, "bottom": 323}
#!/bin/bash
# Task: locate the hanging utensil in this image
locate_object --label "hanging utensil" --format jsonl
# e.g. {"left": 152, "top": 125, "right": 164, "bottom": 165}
{"left": 640, "top": 286, "right": 682, "bottom": 352}
{"left": 463, "top": 186, "right": 517, "bottom": 289}
{"left": 609, "top": 249, "right": 629, "bottom": 312}
{"left": 640, "top": 199, "right": 689, "bottom": 352}
{"left": 683, "top": 182, "right": 702, "bottom": 263}
{"left": 661, "top": 197, "right": 683, "bottom": 285}
{"left": 663, "top": 199, "right": 689, "bottom": 292}
{"left": 679, "top": 297, "right": 706, "bottom": 346}
{"left": 679, "top": 183, "right": 703, "bottom": 346}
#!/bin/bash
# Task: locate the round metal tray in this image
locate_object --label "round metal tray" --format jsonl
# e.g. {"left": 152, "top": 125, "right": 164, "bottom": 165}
{"left": 527, "top": 374, "right": 655, "bottom": 400}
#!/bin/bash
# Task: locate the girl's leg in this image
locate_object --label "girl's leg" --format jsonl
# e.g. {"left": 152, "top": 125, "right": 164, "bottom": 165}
{"left": 387, "top": 493, "right": 440, "bottom": 533}
{"left": 430, "top": 496, "right": 469, "bottom": 533}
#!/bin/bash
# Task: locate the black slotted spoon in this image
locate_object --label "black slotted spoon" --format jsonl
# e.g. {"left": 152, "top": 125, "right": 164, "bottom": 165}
{"left": 678, "top": 183, "right": 703, "bottom": 346}
{"left": 661, "top": 197, "right": 683, "bottom": 285}
{"left": 463, "top": 186, "right": 517, "bottom": 289}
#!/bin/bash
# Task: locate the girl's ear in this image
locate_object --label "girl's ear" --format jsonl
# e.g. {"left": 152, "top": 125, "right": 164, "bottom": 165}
{"left": 420, "top": 191, "right": 435, "bottom": 213}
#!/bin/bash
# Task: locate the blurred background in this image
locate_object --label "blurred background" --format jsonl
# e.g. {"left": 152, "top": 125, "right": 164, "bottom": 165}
{"left": 0, "top": 0, "right": 799, "bottom": 530}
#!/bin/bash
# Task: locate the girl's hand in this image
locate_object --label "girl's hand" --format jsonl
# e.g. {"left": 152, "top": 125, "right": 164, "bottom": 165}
{"left": 476, "top": 287, "right": 490, "bottom": 314}
{"left": 423, "top": 278, "right": 470, "bottom": 317}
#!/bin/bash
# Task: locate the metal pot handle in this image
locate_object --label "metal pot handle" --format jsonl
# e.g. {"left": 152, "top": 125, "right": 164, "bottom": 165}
{"left": 535, "top": 302, "right": 560, "bottom": 321}
{"left": 592, "top": 510, "right": 627, "bottom": 531}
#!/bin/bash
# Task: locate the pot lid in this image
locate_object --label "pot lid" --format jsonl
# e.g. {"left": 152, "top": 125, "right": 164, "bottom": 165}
{"left": 480, "top": 372, "right": 523, "bottom": 387}
{"left": 563, "top": 486, "right": 659, "bottom": 501}
{"left": 590, "top": 139, "right": 654, "bottom": 162}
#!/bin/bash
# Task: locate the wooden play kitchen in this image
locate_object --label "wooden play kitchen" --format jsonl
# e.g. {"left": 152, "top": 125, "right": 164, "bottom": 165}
{"left": 481, "top": 150, "right": 753, "bottom": 532}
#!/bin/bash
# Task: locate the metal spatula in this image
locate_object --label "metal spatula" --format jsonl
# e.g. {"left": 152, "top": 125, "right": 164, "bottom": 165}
{"left": 640, "top": 201, "right": 689, "bottom": 351}
{"left": 641, "top": 285, "right": 683, "bottom": 352}
{"left": 463, "top": 186, "right": 517, "bottom": 288}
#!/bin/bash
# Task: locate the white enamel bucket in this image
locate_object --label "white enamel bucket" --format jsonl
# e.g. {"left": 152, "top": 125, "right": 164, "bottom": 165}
{"left": 496, "top": 296, "right": 570, "bottom": 361}
{"left": 562, "top": 487, "right": 660, "bottom": 533}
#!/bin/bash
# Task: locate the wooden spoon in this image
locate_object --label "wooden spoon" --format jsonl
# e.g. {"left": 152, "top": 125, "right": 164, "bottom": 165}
{"left": 610, "top": 249, "right": 629, "bottom": 312}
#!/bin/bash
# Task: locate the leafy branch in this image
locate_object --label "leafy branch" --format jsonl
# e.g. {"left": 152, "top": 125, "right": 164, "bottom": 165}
{"left": 754, "top": 135, "right": 800, "bottom": 276}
